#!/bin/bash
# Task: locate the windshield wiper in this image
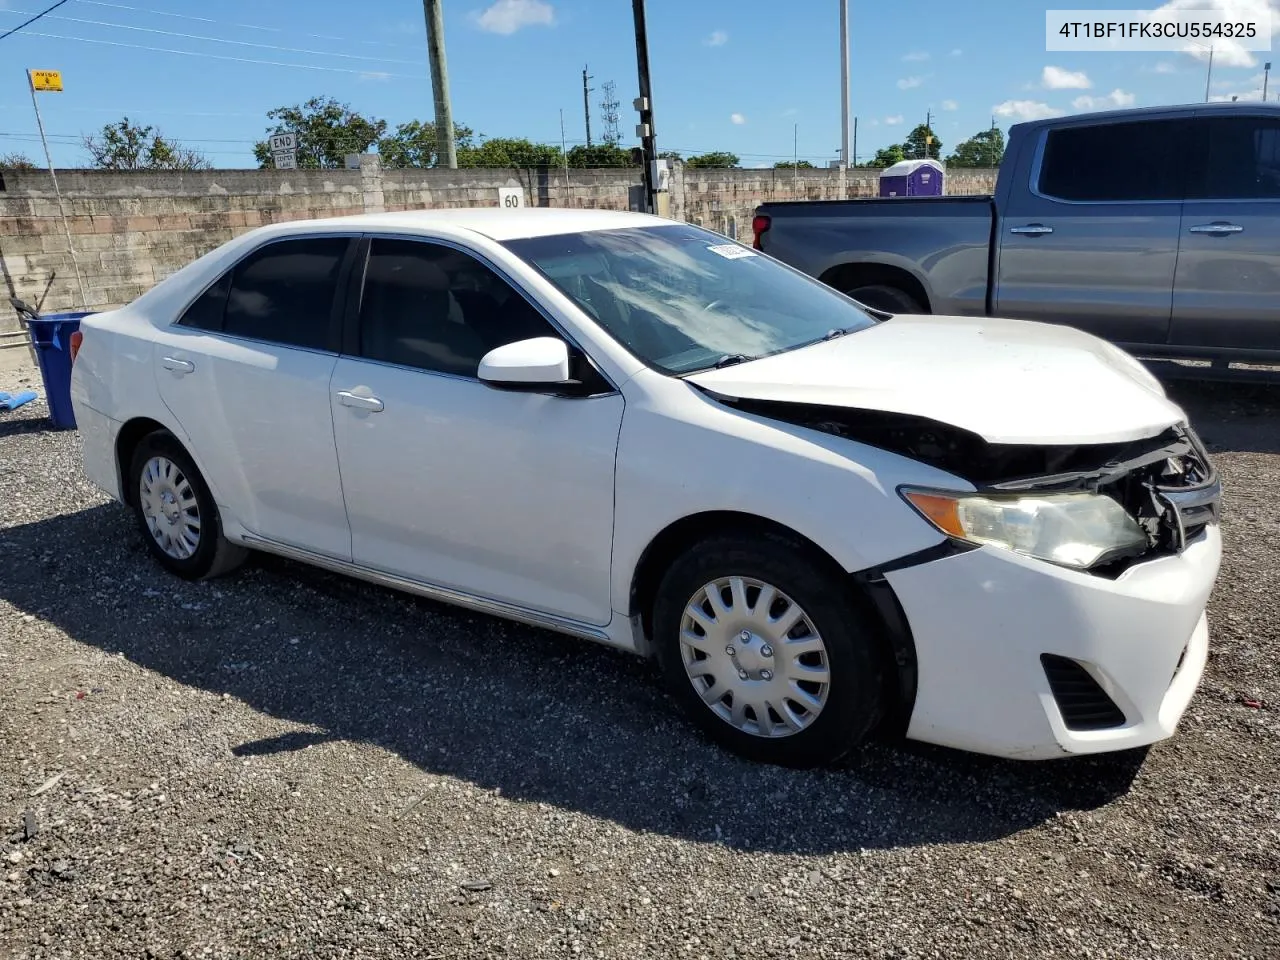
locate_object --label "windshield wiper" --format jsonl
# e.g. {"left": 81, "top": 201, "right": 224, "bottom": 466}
{"left": 823, "top": 327, "right": 854, "bottom": 340}
{"left": 713, "top": 354, "right": 753, "bottom": 369}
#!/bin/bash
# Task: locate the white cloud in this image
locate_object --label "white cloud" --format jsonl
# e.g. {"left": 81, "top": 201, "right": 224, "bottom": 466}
{"left": 1209, "top": 72, "right": 1269, "bottom": 100}
{"left": 993, "top": 99, "right": 1063, "bottom": 121}
{"left": 475, "top": 0, "right": 555, "bottom": 35}
{"left": 950, "top": 48, "right": 962, "bottom": 56}
{"left": 1042, "top": 65, "right": 1092, "bottom": 89}
{"left": 705, "top": 29, "right": 728, "bottom": 46}
{"left": 941, "top": 99, "right": 959, "bottom": 110}
{"left": 1072, "top": 88, "right": 1137, "bottom": 110}
{"left": 730, "top": 112, "right": 746, "bottom": 125}
{"left": 885, "top": 114, "right": 905, "bottom": 125}
{"left": 1153, "top": 0, "right": 1276, "bottom": 68}
{"left": 903, "top": 51, "right": 930, "bottom": 62}
{"left": 897, "top": 75, "right": 925, "bottom": 89}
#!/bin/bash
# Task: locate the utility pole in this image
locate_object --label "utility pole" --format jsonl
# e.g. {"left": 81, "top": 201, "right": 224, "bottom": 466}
{"left": 793, "top": 122, "right": 799, "bottom": 189}
{"left": 990, "top": 114, "right": 997, "bottom": 168}
{"left": 632, "top": 0, "right": 657, "bottom": 214}
{"left": 839, "top": 0, "right": 850, "bottom": 168}
{"left": 422, "top": 0, "right": 456, "bottom": 168}
{"left": 1204, "top": 45, "right": 1214, "bottom": 102}
{"left": 924, "top": 109, "right": 932, "bottom": 159}
{"left": 582, "top": 66, "right": 593, "bottom": 147}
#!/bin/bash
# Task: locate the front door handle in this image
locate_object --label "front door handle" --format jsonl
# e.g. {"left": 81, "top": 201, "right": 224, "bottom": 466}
{"left": 336, "top": 390, "right": 385, "bottom": 413}
{"left": 1188, "top": 222, "right": 1244, "bottom": 235}
{"left": 1009, "top": 224, "right": 1054, "bottom": 235}
{"left": 161, "top": 356, "right": 195, "bottom": 375}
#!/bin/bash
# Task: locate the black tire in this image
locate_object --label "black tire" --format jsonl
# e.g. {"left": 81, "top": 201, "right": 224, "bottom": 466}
{"left": 845, "top": 284, "right": 924, "bottom": 314}
{"left": 652, "top": 532, "right": 885, "bottom": 768}
{"left": 128, "top": 430, "right": 247, "bottom": 581}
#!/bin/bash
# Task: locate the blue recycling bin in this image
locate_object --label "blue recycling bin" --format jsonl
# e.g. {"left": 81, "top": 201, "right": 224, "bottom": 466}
{"left": 27, "top": 311, "right": 93, "bottom": 430}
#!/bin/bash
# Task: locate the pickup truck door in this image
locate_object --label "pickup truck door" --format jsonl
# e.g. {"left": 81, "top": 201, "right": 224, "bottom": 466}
{"left": 994, "top": 117, "right": 1189, "bottom": 346}
{"left": 1170, "top": 112, "right": 1280, "bottom": 353}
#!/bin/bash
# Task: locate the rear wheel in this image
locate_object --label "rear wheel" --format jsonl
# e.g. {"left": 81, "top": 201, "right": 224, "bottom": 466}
{"left": 845, "top": 284, "right": 924, "bottom": 314}
{"left": 128, "top": 431, "right": 247, "bottom": 580}
{"left": 652, "top": 533, "right": 884, "bottom": 767}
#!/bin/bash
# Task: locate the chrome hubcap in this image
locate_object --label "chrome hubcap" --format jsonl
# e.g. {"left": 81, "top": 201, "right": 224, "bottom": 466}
{"left": 139, "top": 456, "right": 201, "bottom": 560}
{"left": 679, "top": 576, "right": 831, "bottom": 738}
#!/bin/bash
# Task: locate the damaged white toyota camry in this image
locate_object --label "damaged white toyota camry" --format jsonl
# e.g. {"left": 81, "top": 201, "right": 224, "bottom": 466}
{"left": 70, "top": 209, "right": 1222, "bottom": 766}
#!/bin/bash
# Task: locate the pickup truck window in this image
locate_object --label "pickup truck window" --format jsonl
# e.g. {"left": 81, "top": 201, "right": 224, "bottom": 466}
{"left": 1038, "top": 120, "right": 1186, "bottom": 202}
{"left": 504, "top": 224, "right": 878, "bottom": 376}
{"left": 1188, "top": 116, "right": 1280, "bottom": 200}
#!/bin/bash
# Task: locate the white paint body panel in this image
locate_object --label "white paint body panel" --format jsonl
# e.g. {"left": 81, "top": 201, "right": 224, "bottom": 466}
{"left": 688, "top": 313, "right": 1182, "bottom": 445}
{"left": 329, "top": 357, "right": 623, "bottom": 625}
{"left": 67, "top": 208, "right": 1223, "bottom": 761}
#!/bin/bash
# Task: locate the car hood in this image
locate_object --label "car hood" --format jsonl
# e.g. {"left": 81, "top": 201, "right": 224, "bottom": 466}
{"left": 685, "top": 314, "right": 1186, "bottom": 445}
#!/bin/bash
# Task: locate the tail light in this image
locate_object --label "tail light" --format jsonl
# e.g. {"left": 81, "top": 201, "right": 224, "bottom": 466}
{"left": 69, "top": 330, "right": 83, "bottom": 364}
{"left": 751, "top": 214, "right": 771, "bottom": 250}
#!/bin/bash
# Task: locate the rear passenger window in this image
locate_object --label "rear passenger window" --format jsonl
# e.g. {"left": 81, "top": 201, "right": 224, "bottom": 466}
{"left": 221, "top": 237, "right": 349, "bottom": 350}
{"left": 357, "top": 238, "right": 556, "bottom": 377}
{"left": 1038, "top": 120, "right": 1186, "bottom": 202}
{"left": 177, "top": 272, "right": 231, "bottom": 332}
{"left": 1188, "top": 116, "right": 1280, "bottom": 200}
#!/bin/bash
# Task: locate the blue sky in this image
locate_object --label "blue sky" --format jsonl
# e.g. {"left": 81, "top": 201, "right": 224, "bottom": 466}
{"left": 0, "top": 0, "right": 1275, "bottom": 168}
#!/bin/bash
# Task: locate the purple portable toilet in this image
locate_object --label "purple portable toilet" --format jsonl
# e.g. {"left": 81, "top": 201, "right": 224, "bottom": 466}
{"left": 878, "top": 159, "right": 945, "bottom": 197}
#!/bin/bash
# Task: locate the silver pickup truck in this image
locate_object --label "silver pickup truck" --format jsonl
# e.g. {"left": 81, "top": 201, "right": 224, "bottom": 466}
{"left": 753, "top": 102, "right": 1280, "bottom": 367}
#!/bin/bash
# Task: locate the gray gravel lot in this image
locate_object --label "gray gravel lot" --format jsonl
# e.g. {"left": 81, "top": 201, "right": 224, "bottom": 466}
{"left": 1, "top": 353, "right": 1278, "bottom": 959}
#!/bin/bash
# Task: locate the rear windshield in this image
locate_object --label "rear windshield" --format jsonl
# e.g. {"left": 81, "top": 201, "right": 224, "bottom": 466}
{"left": 503, "top": 224, "right": 877, "bottom": 375}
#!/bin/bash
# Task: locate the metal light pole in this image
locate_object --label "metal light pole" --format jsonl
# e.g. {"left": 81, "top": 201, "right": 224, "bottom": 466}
{"left": 632, "top": 0, "right": 657, "bottom": 214}
{"left": 1265, "top": 62, "right": 1272, "bottom": 101}
{"left": 1204, "top": 45, "right": 1214, "bottom": 102}
{"left": 839, "top": 0, "right": 850, "bottom": 168}
{"left": 422, "top": 0, "right": 456, "bottom": 168}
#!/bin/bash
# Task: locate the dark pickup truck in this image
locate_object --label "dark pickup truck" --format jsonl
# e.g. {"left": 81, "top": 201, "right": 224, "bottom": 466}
{"left": 752, "top": 101, "right": 1280, "bottom": 366}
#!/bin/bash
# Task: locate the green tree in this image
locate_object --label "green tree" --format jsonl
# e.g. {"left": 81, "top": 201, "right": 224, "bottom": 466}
{"left": 774, "top": 159, "right": 815, "bottom": 168}
{"left": 903, "top": 123, "right": 942, "bottom": 160}
{"left": 378, "top": 120, "right": 477, "bottom": 168}
{"left": 83, "top": 117, "right": 210, "bottom": 170}
{"left": 458, "top": 137, "right": 562, "bottom": 168}
{"left": 0, "top": 153, "right": 37, "bottom": 170}
{"left": 946, "top": 127, "right": 1005, "bottom": 168}
{"left": 870, "top": 144, "right": 907, "bottom": 168}
{"left": 658, "top": 150, "right": 683, "bottom": 161}
{"left": 566, "top": 143, "right": 633, "bottom": 167}
{"left": 253, "top": 97, "right": 387, "bottom": 169}
{"left": 685, "top": 151, "right": 740, "bottom": 168}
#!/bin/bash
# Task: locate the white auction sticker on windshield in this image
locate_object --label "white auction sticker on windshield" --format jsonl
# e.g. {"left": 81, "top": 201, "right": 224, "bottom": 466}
{"left": 706, "top": 243, "right": 757, "bottom": 260}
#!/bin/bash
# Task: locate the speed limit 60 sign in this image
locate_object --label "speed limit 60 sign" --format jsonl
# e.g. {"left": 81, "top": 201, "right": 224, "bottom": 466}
{"left": 498, "top": 187, "right": 525, "bottom": 209}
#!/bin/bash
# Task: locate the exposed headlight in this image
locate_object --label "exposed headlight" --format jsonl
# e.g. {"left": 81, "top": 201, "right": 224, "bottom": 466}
{"left": 901, "top": 488, "right": 1149, "bottom": 570}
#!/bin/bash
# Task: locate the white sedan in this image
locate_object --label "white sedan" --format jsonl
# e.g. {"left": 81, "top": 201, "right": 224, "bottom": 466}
{"left": 69, "top": 208, "right": 1222, "bottom": 765}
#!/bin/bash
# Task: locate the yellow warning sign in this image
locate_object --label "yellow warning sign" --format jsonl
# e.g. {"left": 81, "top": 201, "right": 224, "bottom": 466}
{"left": 30, "top": 70, "right": 63, "bottom": 92}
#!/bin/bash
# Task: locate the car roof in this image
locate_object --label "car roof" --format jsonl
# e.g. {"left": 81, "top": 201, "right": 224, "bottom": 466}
{"left": 1008, "top": 100, "right": 1280, "bottom": 135}
{"left": 260, "top": 207, "right": 676, "bottom": 242}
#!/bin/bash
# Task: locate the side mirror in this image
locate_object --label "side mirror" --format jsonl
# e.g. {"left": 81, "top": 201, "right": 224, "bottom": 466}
{"left": 478, "top": 337, "right": 572, "bottom": 390}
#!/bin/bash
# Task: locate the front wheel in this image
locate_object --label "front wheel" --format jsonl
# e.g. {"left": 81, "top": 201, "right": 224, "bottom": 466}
{"left": 652, "top": 533, "right": 885, "bottom": 767}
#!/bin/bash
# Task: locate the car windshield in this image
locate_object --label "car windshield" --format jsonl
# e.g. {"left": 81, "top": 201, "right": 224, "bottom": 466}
{"left": 502, "top": 224, "right": 878, "bottom": 375}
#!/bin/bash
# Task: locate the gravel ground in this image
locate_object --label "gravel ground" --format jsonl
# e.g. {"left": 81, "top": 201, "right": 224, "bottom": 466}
{"left": 1, "top": 352, "right": 1278, "bottom": 959}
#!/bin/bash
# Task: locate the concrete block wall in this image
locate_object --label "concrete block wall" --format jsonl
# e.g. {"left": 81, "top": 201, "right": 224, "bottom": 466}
{"left": 0, "top": 160, "right": 998, "bottom": 332}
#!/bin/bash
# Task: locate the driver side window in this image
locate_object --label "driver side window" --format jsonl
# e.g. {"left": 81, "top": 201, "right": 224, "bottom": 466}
{"left": 356, "top": 238, "right": 559, "bottom": 377}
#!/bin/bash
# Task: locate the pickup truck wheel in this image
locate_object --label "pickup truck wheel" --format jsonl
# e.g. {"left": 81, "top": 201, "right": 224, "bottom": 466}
{"left": 845, "top": 284, "right": 923, "bottom": 315}
{"left": 652, "top": 533, "right": 884, "bottom": 768}
{"left": 129, "top": 431, "right": 247, "bottom": 581}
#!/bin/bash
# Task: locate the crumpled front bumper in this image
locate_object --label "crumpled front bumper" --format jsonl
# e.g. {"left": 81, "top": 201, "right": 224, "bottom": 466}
{"left": 885, "top": 525, "right": 1221, "bottom": 760}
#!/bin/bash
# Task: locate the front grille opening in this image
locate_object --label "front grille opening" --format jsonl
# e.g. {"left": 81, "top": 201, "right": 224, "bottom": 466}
{"left": 1041, "top": 654, "right": 1127, "bottom": 731}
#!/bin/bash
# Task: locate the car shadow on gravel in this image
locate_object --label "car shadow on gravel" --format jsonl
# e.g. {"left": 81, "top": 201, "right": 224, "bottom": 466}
{"left": 2, "top": 503, "right": 1152, "bottom": 856}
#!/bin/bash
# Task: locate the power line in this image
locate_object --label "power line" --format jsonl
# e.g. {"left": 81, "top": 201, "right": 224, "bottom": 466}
{"left": 21, "top": 30, "right": 427, "bottom": 78}
{"left": 74, "top": 0, "right": 422, "bottom": 50}
{"left": 0, "top": 9, "right": 424, "bottom": 64}
{"left": 0, "top": 0, "right": 70, "bottom": 41}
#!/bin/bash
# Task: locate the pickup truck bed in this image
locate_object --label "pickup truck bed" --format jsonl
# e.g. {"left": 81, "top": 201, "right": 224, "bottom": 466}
{"left": 755, "top": 195, "right": 996, "bottom": 317}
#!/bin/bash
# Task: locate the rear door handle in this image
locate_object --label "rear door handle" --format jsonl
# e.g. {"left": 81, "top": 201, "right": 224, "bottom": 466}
{"left": 161, "top": 356, "right": 195, "bottom": 375}
{"left": 1009, "top": 224, "right": 1054, "bottom": 235}
{"left": 1188, "top": 222, "right": 1244, "bottom": 235}
{"left": 336, "top": 390, "right": 385, "bottom": 413}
